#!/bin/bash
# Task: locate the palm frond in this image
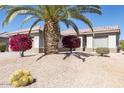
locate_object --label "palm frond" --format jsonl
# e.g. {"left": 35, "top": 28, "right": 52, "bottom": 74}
{"left": 2, "top": 6, "right": 42, "bottom": 26}
{"left": 22, "top": 15, "right": 36, "bottom": 24}
{"left": 61, "top": 19, "right": 79, "bottom": 35}
{"left": 80, "top": 8, "right": 102, "bottom": 15}
{"left": 78, "top": 6, "right": 102, "bottom": 15}
{"left": 44, "top": 6, "right": 52, "bottom": 18}
{"left": 68, "top": 11, "right": 93, "bottom": 32}
{"left": 0, "top": 5, "right": 9, "bottom": 10}
{"left": 36, "top": 5, "right": 44, "bottom": 10}
{"left": 0, "top": 5, "right": 102, "bottom": 37}
{"left": 28, "top": 19, "right": 41, "bottom": 35}
{"left": 3, "top": 9, "right": 29, "bottom": 26}
{"left": 67, "top": 5, "right": 102, "bottom": 15}
{"left": 88, "top": 5, "right": 101, "bottom": 9}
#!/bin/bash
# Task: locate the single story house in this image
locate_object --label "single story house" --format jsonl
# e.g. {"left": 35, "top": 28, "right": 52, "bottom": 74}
{"left": 3, "top": 25, "right": 120, "bottom": 53}
{"left": 61, "top": 25, "right": 120, "bottom": 53}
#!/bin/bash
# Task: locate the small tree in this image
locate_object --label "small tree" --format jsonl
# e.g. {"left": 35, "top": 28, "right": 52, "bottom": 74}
{"left": 62, "top": 35, "right": 80, "bottom": 53}
{"left": 9, "top": 34, "right": 32, "bottom": 57}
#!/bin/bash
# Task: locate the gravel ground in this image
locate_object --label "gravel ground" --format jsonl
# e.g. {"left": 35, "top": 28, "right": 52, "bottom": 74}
{"left": 0, "top": 52, "right": 124, "bottom": 88}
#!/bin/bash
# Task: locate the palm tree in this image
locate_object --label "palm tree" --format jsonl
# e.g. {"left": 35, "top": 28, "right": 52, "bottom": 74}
{"left": 0, "top": 5, "right": 102, "bottom": 55}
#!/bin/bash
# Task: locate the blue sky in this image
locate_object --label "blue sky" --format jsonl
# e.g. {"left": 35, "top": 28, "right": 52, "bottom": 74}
{"left": 0, "top": 5, "right": 124, "bottom": 39}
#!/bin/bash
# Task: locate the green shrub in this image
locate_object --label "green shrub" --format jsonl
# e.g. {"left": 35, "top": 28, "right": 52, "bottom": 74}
{"left": 120, "top": 40, "right": 124, "bottom": 51}
{"left": 0, "top": 43, "right": 7, "bottom": 52}
{"left": 96, "top": 47, "right": 110, "bottom": 56}
{"left": 9, "top": 69, "right": 34, "bottom": 87}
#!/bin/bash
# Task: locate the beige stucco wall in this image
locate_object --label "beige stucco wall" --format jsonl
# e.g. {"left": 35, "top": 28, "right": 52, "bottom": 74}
{"left": 86, "top": 35, "right": 93, "bottom": 48}
{"left": 31, "top": 34, "right": 119, "bottom": 53}
{"left": 33, "top": 36, "right": 44, "bottom": 48}
{"left": 108, "top": 34, "right": 117, "bottom": 48}
{"left": 12, "top": 30, "right": 119, "bottom": 53}
{"left": 85, "top": 33, "right": 119, "bottom": 53}
{"left": 31, "top": 30, "right": 44, "bottom": 49}
{"left": 79, "top": 36, "right": 83, "bottom": 48}
{"left": 29, "top": 31, "right": 44, "bottom": 53}
{"left": 33, "top": 36, "right": 39, "bottom": 48}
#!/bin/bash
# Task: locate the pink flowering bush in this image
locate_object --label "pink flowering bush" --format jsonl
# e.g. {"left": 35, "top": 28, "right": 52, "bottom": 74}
{"left": 62, "top": 35, "right": 80, "bottom": 53}
{"left": 9, "top": 34, "right": 32, "bottom": 57}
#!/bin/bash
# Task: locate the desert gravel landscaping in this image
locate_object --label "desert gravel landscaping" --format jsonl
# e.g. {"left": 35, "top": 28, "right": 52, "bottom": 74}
{"left": 0, "top": 52, "right": 124, "bottom": 88}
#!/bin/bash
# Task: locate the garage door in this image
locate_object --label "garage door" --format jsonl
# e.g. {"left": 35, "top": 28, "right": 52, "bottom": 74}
{"left": 93, "top": 36, "right": 108, "bottom": 49}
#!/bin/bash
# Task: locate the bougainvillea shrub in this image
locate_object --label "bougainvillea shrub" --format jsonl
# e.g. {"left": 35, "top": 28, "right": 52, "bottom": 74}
{"left": 62, "top": 35, "right": 80, "bottom": 52}
{"left": 9, "top": 34, "right": 32, "bottom": 57}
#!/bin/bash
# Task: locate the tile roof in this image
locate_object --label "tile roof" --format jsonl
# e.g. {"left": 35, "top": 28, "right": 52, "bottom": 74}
{"left": 3, "top": 25, "right": 120, "bottom": 36}
{"left": 61, "top": 25, "right": 120, "bottom": 36}
{"left": 5, "top": 26, "right": 43, "bottom": 36}
{"left": 0, "top": 32, "right": 9, "bottom": 38}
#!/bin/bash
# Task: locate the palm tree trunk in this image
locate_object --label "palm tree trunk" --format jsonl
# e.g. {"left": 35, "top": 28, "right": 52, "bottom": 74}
{"left": 43, "top": 18, "right": 60, "bottom": 55}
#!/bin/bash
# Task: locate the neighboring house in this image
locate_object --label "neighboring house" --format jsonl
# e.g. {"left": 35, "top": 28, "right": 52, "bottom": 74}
{"left": 4, "top": 25, "right": 120, "bottom": 53}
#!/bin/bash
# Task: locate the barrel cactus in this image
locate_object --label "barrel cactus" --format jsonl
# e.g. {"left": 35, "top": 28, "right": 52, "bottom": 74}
{"left": 9, "top": 69, "right": 34, "bottom": 87}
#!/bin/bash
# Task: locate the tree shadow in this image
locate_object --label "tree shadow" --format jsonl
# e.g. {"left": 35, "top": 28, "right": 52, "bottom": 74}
{"left": 73, "top": 53, "right": 86, "bottom": 62}
{"left": 36, "top": 54, "right": 46, "bottom": 61}
{"left": 36, "top": 52, "right": 94, "bottom": 62}
{"left": 23, "top": 54, "right": 36, "bottom": 57}
{"left": 97, "top": 55, "right": 110, "bottom": 57}
{"left": 0, "top": 78, "right": 37, "bottom": 87}
{"left": 36, "top": 52, "right": 61, "bottom": 61}
{"left": 59, "top": 52, "right": 94, "bottom": 62}
{"left": 63, "top": 53, "right": 71, "bottom": 59}
{"left": 103, "top": 55, "right": 110, "bottom": 57}
{"left": 0, "top": 83, "right": 10, "bottom": 86}
{"left": 74, "top": 52, "right": 94, "bottom": 57}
